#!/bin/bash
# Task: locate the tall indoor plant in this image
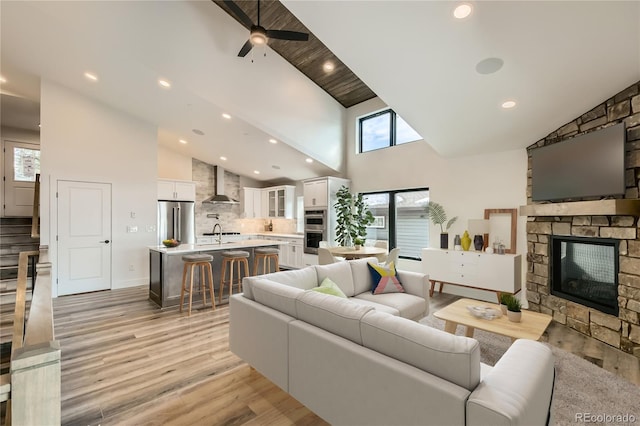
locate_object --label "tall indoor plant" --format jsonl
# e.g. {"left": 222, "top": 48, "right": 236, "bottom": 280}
{"left": 424, "top": 201, "right": 458, "bottom": 249}
{"left": 334, "top": 185, "right": 375, "bottom": 247}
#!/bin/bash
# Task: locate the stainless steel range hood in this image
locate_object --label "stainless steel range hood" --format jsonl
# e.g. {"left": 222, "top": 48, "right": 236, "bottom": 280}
{"left": 202, "top": 166, "right": 239, "bottom": 204}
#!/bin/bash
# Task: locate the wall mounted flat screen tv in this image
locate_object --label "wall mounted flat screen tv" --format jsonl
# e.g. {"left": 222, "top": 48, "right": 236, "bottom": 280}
{"left": 531, "top": 122, "right": 626, "bottom": 202}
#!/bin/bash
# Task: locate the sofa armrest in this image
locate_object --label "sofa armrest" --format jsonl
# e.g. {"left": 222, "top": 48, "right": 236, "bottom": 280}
{"left": 467, "top": 339, "right": 555, "bottom": 426}
{"left": 397, "top": 270, "right": 430, "bottom": 301}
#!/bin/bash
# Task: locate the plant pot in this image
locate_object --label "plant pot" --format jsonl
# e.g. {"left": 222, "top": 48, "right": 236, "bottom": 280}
{"left": 507, "top": 310, "right": 522, "bottom": 322}
{"left": 355, "top": 244, "right": 361, "bottom": 250}
{"left": 440, "top": 233, "right": 449, "bottom": 249}
{"left": 500, "top": 304, "right": 508, "bottom": 315}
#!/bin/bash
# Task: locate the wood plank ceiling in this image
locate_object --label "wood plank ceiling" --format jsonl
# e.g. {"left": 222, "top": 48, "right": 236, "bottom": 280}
{"left": 213, "top": 0, "right": 377, "bottom": 108}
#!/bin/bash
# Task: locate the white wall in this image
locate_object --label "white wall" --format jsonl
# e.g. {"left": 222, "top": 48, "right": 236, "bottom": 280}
{"left": 157, "top": 145, "right": 192, "bottom": 180}
{"left": 347, "top": 98, "right": 528, "bottom": 303}
{"left": 40, "top": 81, "right": 158, "bottom": 296}
{"left": 0, "top": 126, "right": 40, "bottom": 217}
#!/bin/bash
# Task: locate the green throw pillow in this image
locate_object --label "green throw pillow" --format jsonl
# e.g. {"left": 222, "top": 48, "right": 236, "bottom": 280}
{"left": 309, "top": 277, "right": 347, "bottom": 298}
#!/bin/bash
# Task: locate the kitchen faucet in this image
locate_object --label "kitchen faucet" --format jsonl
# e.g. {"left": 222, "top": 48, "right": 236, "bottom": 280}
{"left": 212, "top": 223, "right": 222, "bottom": 244}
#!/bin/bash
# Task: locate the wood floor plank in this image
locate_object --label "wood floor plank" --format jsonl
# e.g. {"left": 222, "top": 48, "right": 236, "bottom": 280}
{"left": 52, "top": 285, "right": 639, "bottom": 426}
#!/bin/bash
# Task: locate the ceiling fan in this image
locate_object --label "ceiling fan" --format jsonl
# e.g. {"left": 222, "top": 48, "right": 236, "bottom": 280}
{"left": 223, "top": 0, "right": 310, "bottom": 57}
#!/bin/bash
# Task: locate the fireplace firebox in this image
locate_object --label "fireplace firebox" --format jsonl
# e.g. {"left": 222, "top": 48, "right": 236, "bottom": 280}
{"left": 550, "top": 236, "right": 619, "bottom": 316}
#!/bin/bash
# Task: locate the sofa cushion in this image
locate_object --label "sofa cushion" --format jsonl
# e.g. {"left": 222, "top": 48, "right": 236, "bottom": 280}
{"left": 314, "top": 261, "right": 356, "bottom": 297}
{"left": 350, "top": 257, "right": 379, "bottom": 295}
{"left": 347, "top": 297, "right": 400, "bottom": 316}
{"left": 354, "top": 292, "right": 426, "bottom": 320}
{"left": 296, "top": 290, "right": 373, "bottom": 344}
{"left": 251, "top": 278, "right": 304, "bottom": 318}
{"left": 367, "top": 261, "right": 405, "bottom": 294}
{"left": 360, "top": 311, "right": 481, "bottom": 391}
{"left": 310, "top": 277, "right": 347, "bottom": 298}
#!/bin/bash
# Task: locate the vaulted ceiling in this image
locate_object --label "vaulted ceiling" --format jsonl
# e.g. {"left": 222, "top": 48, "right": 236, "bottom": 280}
{"left": 2, "top": 0, "right": 639, "bottom": 182}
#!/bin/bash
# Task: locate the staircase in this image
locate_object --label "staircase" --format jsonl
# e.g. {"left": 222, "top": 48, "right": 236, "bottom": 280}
{"left": 0, "top": 217, "right": 39, "bottom": 348}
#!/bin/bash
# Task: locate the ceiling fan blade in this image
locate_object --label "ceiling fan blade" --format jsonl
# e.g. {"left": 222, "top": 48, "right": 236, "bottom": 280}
{"left": 238, "top": 39, "right": 253, "bottom": 57}
{"left": 223, "top": 0, "right": 254, "bottom": 28}
{"left": 265, "top": 29, "right": 309, "bottom": 41}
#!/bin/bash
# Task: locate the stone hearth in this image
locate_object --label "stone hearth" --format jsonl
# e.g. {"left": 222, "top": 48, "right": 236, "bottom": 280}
{"left": 525, "top": 81, "right": 640, "bottom": 360}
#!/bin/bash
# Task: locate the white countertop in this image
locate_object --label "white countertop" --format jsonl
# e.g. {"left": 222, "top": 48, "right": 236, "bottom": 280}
{"left": 256, "top": 232, "right": 303, "bottom": 239}
{"left": 150, "top": 239, "right": 283, "bottom": 255}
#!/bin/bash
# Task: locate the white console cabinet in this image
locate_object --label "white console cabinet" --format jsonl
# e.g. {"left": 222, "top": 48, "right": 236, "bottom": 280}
{"left": 421, "top": 248, "right": 521, "bottom": 301}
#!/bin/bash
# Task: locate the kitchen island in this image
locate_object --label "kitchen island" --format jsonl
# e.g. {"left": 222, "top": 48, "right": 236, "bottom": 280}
{"left": 149, "top": 239, "right": 282, "bottom": 308}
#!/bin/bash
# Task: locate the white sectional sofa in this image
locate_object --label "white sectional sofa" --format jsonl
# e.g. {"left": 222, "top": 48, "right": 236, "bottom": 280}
{"left": 229, "top": 257, "right": 555, "bottom": 426}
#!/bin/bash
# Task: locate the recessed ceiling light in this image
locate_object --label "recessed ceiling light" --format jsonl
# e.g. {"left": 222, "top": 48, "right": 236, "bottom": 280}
{"left": 453, "top": 3, "right": 473, "bottom": 19}
{"left": 501, "top": 100, "right": 517, "bottom": 109}
{"left": 158, "top": 79, "right": 171, "bottom": 88}
{"left": 220, "top": 156, "right": 227, "bottom": 161}
{"left": 179, "top": 139, "right": 187, "bottom": 144}
{"left": 84, "top": 72, "right": 98, "bottom": 82}
{"left": 222, "top": 113, "right": 231, "bottom": 120}
{"left": 305, "top": 158, "right": 313, "bottom": 163}
{"left": 0, "top": 76, "right": 6, "bottom": 83}
{"left": 322, "top": 61, "right": 335, "bottom": 73}
{"left": 253, "top": 170, "right": 260, "bottom": 175}
{"left": 269, "top": 138, "right": 278, "bottom": 144}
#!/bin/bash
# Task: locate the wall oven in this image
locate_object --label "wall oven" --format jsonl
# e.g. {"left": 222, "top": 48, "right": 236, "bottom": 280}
{"left": 304, "top": 209, "right": 327, "bottom": 254}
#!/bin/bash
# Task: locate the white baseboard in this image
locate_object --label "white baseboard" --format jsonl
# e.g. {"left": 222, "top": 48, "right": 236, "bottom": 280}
{"left": 112, "top": 277, "right": 148, "bottom": 289}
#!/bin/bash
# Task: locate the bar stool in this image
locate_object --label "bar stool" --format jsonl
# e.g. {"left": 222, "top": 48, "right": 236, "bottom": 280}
{"left": 179, "top": 253, "right": 215, "bottom": 316}
{"left": 219, "top": 250, "right": 250, "bottom": 303}
{"left": 253, "top": 247, "right": 280, "bottom": 275}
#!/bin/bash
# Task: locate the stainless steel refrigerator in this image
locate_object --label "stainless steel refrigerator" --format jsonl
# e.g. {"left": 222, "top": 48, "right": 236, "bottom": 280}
{"left": 157, "top": 201, "right": 195, "bottom": 244}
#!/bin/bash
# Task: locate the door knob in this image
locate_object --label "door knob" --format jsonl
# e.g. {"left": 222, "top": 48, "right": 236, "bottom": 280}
{"left": 100, "top": 240, "right": 110, "bottom": 244}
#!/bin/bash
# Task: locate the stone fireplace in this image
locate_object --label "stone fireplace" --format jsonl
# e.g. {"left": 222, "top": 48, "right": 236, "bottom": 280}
{"left": 525, "top": 81, "right": 640, "bottom": 359}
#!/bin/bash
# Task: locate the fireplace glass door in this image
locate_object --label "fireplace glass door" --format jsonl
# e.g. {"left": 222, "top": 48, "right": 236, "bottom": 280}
{"left": 551, "top": 236, "right": 618, "bottom": 315}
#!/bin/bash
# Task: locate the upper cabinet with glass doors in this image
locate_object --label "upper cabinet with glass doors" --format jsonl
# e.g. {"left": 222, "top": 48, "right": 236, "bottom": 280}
{"left": 263, "top": 185, "right": 295, "bottom": 219}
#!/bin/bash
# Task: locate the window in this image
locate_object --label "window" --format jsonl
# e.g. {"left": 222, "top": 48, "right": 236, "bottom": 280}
{"left": 362, "top": 188, "right": 429, "bottom": 260}
{"left": 13, "top": 146, "right": 41, "bottom": 182}
{"left": 359, "top": 109, "right": 422, "bottom": 153}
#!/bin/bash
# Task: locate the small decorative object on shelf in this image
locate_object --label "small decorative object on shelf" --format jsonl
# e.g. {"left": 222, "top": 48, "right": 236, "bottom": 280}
{"left": 461, "top": 231, "right": 472, "bottom": 251}
{"left": 424, "top": 201, "right": 457, "bottom": 250}
{"left": 454, "top": 234, "right": 462, "bottom": 251}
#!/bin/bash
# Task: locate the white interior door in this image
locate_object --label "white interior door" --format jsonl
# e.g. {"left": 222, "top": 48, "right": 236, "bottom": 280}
{"left": 3, "top": 140, "right": 40, "bottom": 217}
{"left": 57, "top": 180, "right": 112, "bottom": 296}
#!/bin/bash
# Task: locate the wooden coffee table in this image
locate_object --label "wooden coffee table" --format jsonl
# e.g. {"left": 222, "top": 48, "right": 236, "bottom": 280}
{"left": 433, "top": 298, "right": 552, "bottom": 341}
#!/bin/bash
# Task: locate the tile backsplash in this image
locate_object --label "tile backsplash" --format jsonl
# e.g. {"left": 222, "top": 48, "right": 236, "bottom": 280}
{"left": 192, "top": 158, "right": 298, "bottom": 236}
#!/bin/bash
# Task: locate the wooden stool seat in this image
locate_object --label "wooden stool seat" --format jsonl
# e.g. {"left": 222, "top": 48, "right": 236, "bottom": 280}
{"left": 219, "top": 251, "right": 250, "bottom": 303}
{"left": 253, "top": 247, "right": 280, "bottom": 276}
{"left": 180, "top": 254, "right": 215, "bottom": 316}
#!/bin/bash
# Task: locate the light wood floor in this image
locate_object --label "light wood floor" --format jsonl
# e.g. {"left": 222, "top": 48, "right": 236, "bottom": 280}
{"left": 53, "top": 286, "right": 639, "bottom": 425}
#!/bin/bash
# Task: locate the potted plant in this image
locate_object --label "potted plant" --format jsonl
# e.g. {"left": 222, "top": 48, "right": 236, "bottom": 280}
{"left": 505, "top": 296, "right": 522, "bottom": 322}
{"left": 354, "top": 237, "right": 364, "bottom": 250}
{"left": 424, "top": 201, "right": 458, "bottom": 249}
{"left": 334, "top": 186, "right": 375, "bottom": 247}
{"left": 499, "top": 293, "right": 513, "bottom": 315}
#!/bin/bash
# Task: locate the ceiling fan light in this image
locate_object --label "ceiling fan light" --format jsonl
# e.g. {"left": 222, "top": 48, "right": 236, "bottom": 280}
{"left": 250, "top": 28, "right": 267, "bottom": 45}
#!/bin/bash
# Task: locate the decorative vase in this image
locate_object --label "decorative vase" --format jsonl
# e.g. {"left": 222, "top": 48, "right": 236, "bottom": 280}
{"left": 507, "top": 310, "right": 522, "bottom": 322}
{"left": 473, "top": 235, "right": 484, "bottom": 251}
{"left": 460, "top": 231, "right": 471, "bottom": 251}
{"left": 440, "top": 233, "right": 449, "bottom": 249}
{"left": 453, "top": 234, "right": 461, "bottom": 250}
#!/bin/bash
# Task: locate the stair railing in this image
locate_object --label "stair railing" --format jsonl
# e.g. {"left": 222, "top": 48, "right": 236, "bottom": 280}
{"left": 31, "top": 174, "right": 40, "bottom": 239}
{"left": 5, "top": 246, "right": 60, "bottom": 426}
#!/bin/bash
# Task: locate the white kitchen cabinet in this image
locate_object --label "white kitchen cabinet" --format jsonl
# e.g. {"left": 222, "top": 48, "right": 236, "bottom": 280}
{"left": 242, "top": 187, "right": 263, "bottom": 218}
{"left": 263, "top": 185, "right": 295, "bottom": 218}
{"left": 421, "top": 248, "right": 521, "bottom": 300}
{"left": 158, "top": 179, "right": 196, "bottom": 201}
{"left": 275, "top": 237, "right": 304, "bottom": 268}
{"left": 304, "top": 179, "right": 328, "bottom": 208}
